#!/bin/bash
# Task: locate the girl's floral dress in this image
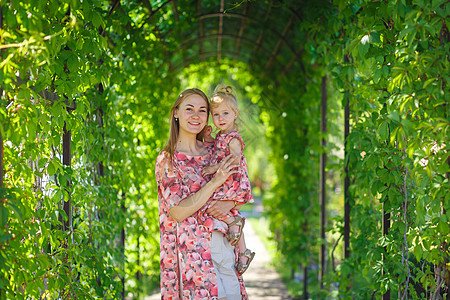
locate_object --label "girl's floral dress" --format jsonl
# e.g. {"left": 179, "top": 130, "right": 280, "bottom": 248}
{"left": 211, "top": 130, "right": 254, "bottom": 207}
{"left": 155, "top": 149, "right": 248, "bottom": 300}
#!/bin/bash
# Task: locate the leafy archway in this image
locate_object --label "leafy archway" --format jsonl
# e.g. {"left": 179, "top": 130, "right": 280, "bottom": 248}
{"left": 1, "top": 0, "right": 448, "bottom": 299}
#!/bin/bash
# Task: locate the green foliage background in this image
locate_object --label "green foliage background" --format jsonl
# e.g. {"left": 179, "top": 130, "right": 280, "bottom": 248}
{"left": 0, "top": 0, "right": 448, "bottom": 299}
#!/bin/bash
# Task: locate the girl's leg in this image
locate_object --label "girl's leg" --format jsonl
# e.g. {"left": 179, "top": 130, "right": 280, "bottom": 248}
{"left": 237, "top": 233, "right": 246, "bottom": 255}
{"left": 235, "top": 229, "right": 255, "bottom": 275}
{"left": 222, "top": 215, "right": 245, "bottom": 246}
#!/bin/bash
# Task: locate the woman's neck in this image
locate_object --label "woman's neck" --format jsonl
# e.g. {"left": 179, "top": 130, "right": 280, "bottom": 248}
{"left": 175, "top": 132, "right": 203, "bottom": 155}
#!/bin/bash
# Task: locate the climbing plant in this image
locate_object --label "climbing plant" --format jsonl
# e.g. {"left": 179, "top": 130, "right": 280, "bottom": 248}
{"left": 269, "top": 0, "right": 450, "bottom": 298}
{"left": 0, "top": 0, "right": 179, "bottom": 298}
{"left": 249, "top": 0, "right": 449, "bottom": 298}
{"left": 0, "top": 0, "right": 448, "bottom": 299}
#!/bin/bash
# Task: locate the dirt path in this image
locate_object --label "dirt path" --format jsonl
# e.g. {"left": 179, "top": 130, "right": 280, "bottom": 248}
{"left": 145, "top": 219, "right": 290, "bottom": 299}
{"left": 241, "top": 219, "right": 291, "bottom": 299}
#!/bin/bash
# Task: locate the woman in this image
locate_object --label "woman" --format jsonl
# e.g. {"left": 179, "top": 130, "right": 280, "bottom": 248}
{"left": 155, "top": 88, "right": 248, "bottom": 299}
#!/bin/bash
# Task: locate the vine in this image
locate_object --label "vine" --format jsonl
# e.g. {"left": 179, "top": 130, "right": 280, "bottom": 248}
{"left": 0, "top": 1, "right": 448, "bottom": 299}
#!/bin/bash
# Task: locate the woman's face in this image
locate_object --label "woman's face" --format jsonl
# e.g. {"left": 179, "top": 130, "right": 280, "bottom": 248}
{"left": 175, "top": 94, "right": 208, "bottom": 135}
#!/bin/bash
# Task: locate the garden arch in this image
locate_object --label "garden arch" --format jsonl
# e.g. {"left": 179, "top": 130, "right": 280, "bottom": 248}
{"left": 1, "top": 0, "right": 448, "bottom": 299}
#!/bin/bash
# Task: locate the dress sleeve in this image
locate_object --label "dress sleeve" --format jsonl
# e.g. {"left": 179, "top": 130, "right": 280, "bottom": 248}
{"left": 155, "top": 152, "right": 189, "bottom": 211}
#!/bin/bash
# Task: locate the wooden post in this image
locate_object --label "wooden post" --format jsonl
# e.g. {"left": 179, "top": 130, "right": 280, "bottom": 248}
{"left": 0, "top": 8, "right": 4, "bottom": 300}
{"left": 303, "top": 263, "right": 308, "bottom": 299}
{"left": 0, "top": 131, "right": 3, "bottom": 190}
{"left": 344, "top": 95, "right": 350, "bottom": 259}
{"left": 61, "top": 6, "right": 73, "bottom": 235}
{"left": 97, "top": 84, "right": 105, "bottom": 178}
{"left": 0, "top": 3, "right": 4, "bottom": 191}
{"left": 319, "top": 75, "right": 327, "bottom": 289}
{"left": 62, "top": 121, "right": 71, "bottom": 233}
{"left": 382, "top": 202, "right": 391, "bottom": 300}
{"left": 95, "top": 83, "right": 105, "bottom": 291}
{"left": 344, "top": 55, "right": 351, "bottom": 260}
{"left": 382, "top": 104, "right": 391, "bottom": 300}
{"left": 121, "top": 193, "right": 126, "bottom": 300}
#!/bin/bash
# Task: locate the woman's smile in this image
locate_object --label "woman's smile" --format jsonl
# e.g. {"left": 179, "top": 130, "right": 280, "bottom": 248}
{"left": 175, "top": 94, "right": 208, "bottom": 134}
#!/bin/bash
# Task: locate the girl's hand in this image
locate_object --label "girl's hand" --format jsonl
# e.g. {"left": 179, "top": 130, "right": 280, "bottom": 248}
{"left": 202, "top": 125, "right": 214, "bottom": 143}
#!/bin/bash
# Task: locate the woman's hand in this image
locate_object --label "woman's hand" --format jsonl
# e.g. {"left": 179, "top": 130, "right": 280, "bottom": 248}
{"left": 212, "top": 154, "right": 239, "bottom": 185}
{"left": 168, "top": 155, "right": 238, "bottom": 222}
{"left": 206, "top": 200, "right": 235, "bottom": 219}
{"left": 202, "top": 165, "right": 218, "bottom": 176}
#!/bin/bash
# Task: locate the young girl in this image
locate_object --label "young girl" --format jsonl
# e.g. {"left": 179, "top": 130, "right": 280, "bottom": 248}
{"left": 203, "top": 84, "right": 255, "bottom": 276}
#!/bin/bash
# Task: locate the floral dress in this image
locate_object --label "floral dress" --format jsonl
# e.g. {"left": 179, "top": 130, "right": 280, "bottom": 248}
{"left": 211, "top": 130, "right": 254, "bottom": 206}
{"left": 155, "top": 149, "right": 248, "bottom": 300}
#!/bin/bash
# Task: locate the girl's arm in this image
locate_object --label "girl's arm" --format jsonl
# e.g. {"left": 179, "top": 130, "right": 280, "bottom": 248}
{"left": 228, "top": 138, "right": 242, "bottom": 165}
{"left": 169, "top": 155, "right": 238, "bottom": 222}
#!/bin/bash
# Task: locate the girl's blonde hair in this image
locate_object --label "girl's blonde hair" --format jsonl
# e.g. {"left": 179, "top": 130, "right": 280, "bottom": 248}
{"left": 210, "top": 84, "right": 239, "bottom": 121}
{"left": 163, "top": 88, "right": 209, "bottom": 162}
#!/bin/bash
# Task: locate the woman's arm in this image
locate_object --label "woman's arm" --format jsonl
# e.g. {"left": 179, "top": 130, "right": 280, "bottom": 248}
{"left": 169, "top": 155, "right": 238, "bottom": 222}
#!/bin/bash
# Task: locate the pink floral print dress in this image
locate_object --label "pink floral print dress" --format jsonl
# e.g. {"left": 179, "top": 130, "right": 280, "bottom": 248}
{"left": 211, "top": 130, "right": 254, "bottom": 206}
{"left": 155, "top": 149, "right": 248, "bottom": 300}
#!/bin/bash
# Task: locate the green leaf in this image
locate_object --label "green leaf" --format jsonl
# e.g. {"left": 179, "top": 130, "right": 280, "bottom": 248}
{"left": 0, "top": 205, "right": 8, "bottom": 228}
{"left": 358, "top": 35, "right": 370, "bottom": 59}
{"left": 47, "top": 161, "right": 56, "bottom": 176}
{"left": 414, "top": 243, "right": 423, "bottom": 262}
{"left": 38, "top": 158, "right": 48, "bottom": 169}
{"left": 0, "top": 234, "right": 11, "bottom": 243}
{"left": 437, "top": 221, "right": 449, "bottom": 235}
{"left": 381, "top": 65, "right": 389, "bottom": 78}
{"left": 370, "top": 31, "right": 381, "bottom": 44}
{"left": 378, "top": 121, "right": 389, "bottom": 141}
{"left": 388, "top": 111, "right": 400, "bottom": 123}
{"left": 76, "top": 38, "right": 84, "bottom": 50}
{"left": 37, "top": 254, "right": 51, "bottom": 270}
{"left": 57, "top": 209, "right": 68, "bottom": 222}
{"left": 92, "top": 10, "right": 104, "bottom": 28}
{"left": 7, "top": 201, "right": 23, "bottom": 222}
{"left": 401, "top": 119, "right": 414, "bottom": 131}
{"left": 374, "top": 68, "right": 382, "bottom": 84}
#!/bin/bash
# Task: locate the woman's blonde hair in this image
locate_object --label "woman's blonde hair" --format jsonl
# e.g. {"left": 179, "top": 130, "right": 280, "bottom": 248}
{"left": 163, "top": 88, "right": 209, "bottom": 162}
{"left": 210, "top": 84, "right": 239, "bottom": 121}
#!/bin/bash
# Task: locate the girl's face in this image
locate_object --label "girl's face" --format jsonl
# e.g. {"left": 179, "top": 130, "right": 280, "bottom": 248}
{"left": 174, "top": 94, "right": 208, "bottom": 135}
{"left": 211, "top": 102, "right": 237, "bottom": 133}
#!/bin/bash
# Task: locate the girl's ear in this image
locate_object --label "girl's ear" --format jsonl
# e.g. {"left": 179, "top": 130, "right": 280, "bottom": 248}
{"left": 173, "top": 109, "right": 178, "bottom": 119}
